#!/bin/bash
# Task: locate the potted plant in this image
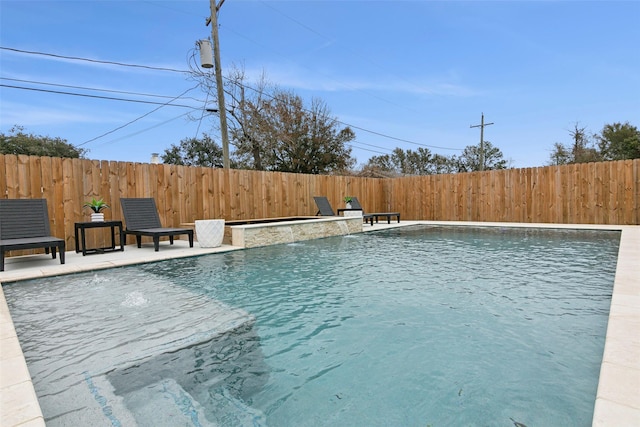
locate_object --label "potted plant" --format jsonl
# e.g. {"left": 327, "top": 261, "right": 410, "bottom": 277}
{"left": 343, "top": 196, "right": 352, "bottom": 209}
{"left": 83, "top": 197, "right": 109, "bottom": 222}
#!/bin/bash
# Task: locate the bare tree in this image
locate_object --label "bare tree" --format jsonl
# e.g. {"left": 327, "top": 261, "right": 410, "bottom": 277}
{"left": 548, "top": 123, "right": 601, "bottom": 165}
{"left": 188, "top": 64, "right": 355, "bottom": 173}
{"left": 258, "top": 92, "right": 355, "bottom": 173}
{"left": 549, "top": 142, "right": 572, "bottom": 165}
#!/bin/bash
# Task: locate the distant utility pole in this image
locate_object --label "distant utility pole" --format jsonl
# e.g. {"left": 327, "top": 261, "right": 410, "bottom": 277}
{"left": 470, "top": 113, "right": 494, "bottom": 171}
{"left": 206, "top": 0, "right": 230, "bottom": 169}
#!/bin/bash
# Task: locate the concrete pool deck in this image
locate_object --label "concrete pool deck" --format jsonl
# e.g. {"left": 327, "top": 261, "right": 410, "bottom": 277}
{"left": 1, "top": 221, "right": 637, "bottom": 426}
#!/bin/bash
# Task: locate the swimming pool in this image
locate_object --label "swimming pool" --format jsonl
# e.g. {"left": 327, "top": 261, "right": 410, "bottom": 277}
{"left": 3, "top": 225, "right": 620, "bottom": 426}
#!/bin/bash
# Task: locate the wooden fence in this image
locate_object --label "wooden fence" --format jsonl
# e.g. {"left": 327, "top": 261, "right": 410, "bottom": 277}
{"left": 389, "top": 159, "right": 639, "bottom": 225}
{"left": 1, "top": 154, "right": 638, "bottom": 254}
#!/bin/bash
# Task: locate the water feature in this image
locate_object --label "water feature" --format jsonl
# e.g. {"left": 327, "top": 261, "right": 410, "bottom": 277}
{"left": 227, "top": 216, "right": 361, "bottom": 248}
{"left": 286, "top": 226, "right": 295, "bottom": 244}
{"left": 3, "top": 225, "right": 619, "bottom": 426}
{"left": 336, "top": 219, "right": 350, "bottom": 235}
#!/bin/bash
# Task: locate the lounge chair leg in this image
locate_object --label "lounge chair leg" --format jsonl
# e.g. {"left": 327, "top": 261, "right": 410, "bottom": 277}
{"left": 136, "top": 236, "right": 142, "bottom": 248}
{"left": 0, "top": 252, "right": 4, "bottom": 272}
{"left": 51, "top": 247, "right": 57, "bottom": 259}
{"left": 169, "top": 236, "right": 174, "bottom": 245}
{"left": 59, "top": 245, "right": 65, "bottom": 264}
{"left": 188, "top": 232, "right": 194, "bottom": 247}
{"left": 153, "top": 237, "right": 160, "bottom": 251}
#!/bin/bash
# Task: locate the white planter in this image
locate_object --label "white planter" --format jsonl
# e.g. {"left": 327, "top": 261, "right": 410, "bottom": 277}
{"left": 91, "top": 213, "right": 105, "bottom": 222}
{"left": 195, "top": 219, "right": 225, "bottom": 248}
{"left": 345, "top": 202, "right": 352, "bottom": 209}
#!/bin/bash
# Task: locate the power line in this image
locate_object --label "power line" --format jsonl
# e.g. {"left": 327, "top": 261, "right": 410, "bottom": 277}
{"left": 2, "top": 45, "right": 463, "bottom": 152}
{"left": 0, "top": 46, "right": 188, "bottom": 73}
{"left": 95, "top": 111, "right": 193, "bottom": 147}
{"left": 2, "top": 83, "right": 459, "bottom": 153}
{"left": 349, "top": 142, "right": 389, "bottom": 156}
{"left": 352, "top": 139, "right": 392, "bottom": 152}
{"left": 194, "top": 91, "right": 212, "bottom": 138}
{"left": 1, "top": 77, "right": 203, "bottom": 102}
{"left": 0, "top": 84, "right": 197, "bottom": 108}
{"left": 228, "top": 82, "right": 462, "bottom": 151}
{"left": 77, "top": 85, "right": 199, "bottom": 146}
{"left": 342, "top": 121, "right": 461, "bottom": 151}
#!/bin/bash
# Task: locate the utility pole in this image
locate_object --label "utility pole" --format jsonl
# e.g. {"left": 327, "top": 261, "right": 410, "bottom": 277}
{"left": 470, "top": 113, "right": 494, "bottom": 171}
{"left": 207, "top": 0, "right": 230, "bottom": 168}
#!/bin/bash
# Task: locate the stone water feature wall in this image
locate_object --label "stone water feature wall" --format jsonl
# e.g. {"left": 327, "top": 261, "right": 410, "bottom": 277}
{"left": 229, "top": 217, "right": 364, "bottom": 248}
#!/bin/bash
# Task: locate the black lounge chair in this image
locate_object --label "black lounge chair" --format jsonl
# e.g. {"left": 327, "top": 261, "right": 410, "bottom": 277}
{"left": 313, "top": 196, "right": 375, "bottom": 225}
{"left": 120, "top": 198, "right": 193, "bottom": 251}
{"left": 0, "top": 198, "right": 65, "bottom": 271}
{"left": 350, "top": 197, "right": 400, "bottom": 224}
{"left": 313, "top": 196, "right": 337, "bottom": 216}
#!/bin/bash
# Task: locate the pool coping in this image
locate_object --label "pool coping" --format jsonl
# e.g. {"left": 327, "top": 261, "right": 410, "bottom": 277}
{"left": 1, "top": 221, "right": 638, "bottom": 426}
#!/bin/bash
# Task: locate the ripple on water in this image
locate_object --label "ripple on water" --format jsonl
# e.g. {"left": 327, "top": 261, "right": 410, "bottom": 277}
{"left": 3, "top": 225, "right": 620, "bottom": 427}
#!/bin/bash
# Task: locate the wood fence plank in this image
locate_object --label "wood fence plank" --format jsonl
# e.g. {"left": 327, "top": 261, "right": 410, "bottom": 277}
{"left": 0, "top": 155, "right": 7, "bottom": 197}
{"left": 4, "top": 155, "right": 19, "bottom": 198}
{"left": 633, "top": 159, "right": 640, "bottom": 224}
{"left": 627, "top": 160, "right": 635, "bottom": 224}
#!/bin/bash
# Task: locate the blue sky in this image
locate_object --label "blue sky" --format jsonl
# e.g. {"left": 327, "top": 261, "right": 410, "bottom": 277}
{"left": 1, "top": 1, "right": 639, "bottom": 169}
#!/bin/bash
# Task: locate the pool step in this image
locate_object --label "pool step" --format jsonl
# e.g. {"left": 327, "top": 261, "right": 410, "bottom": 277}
{"left": 122, "top": 380, "right": 267, "bottom": 427}
{"left": 123, "top": 378, "right": 215, "bottom": 426}
{"left": 35, "top": 372, "right": 138, "bottom": 427}
{"left": 202, "top": 387, "right": 267, "bottom": 427}
{"left": 47, "top": 375, "right": 267, "bottom": 427}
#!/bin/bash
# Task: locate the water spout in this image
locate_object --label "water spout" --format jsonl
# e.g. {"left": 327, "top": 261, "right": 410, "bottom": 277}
{"left": 337, "top": 220, "right": 350, "bottom": 236}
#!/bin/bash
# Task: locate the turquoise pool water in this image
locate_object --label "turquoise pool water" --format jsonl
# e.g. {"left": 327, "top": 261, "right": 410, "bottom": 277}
{"left": 4, "top": 226, "right": 619, "bottom": 426}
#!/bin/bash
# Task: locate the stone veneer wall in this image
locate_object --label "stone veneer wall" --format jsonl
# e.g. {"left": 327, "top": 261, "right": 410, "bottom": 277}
{"left": 230, "top": 217, "right": 364, "bottom": 248}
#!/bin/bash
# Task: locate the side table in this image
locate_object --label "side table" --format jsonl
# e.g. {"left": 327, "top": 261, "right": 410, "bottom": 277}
{"left": 337, "top": 208, "right": 363, "bottom": 216}
{"left": 75, "top": 221, "right": 125, "bottom": 256}
{"left": 337, "top": 208, "right": 374, "bottom": 226}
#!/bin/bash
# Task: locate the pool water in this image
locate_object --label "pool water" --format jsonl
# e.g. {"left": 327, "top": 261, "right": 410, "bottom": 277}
{"left": 4, "top": 226, "right": 619, "bottom": 426}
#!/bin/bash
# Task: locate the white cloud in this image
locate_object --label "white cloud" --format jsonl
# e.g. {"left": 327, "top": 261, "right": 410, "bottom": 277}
{"left": 0, "top": 100, "right": 126, "bottom": 127}
{"left": 240, "top": 62, "right": 480, "bottom": 98}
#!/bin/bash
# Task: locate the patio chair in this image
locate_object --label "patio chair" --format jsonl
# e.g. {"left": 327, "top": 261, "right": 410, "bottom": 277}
{"left": 120, "top": 198, "right": 193, "bottom": 251}
{"left": 314, "top": 196, "right": 375, "bottom": 225}
{"left": 0, "top": 198, "right": 65, "bottom": 271}
{"left": 350, "top": 197, "right": 400, "bottom": 224}
{"left": 313, "top": 196, "right": 337, "bottom": 216}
